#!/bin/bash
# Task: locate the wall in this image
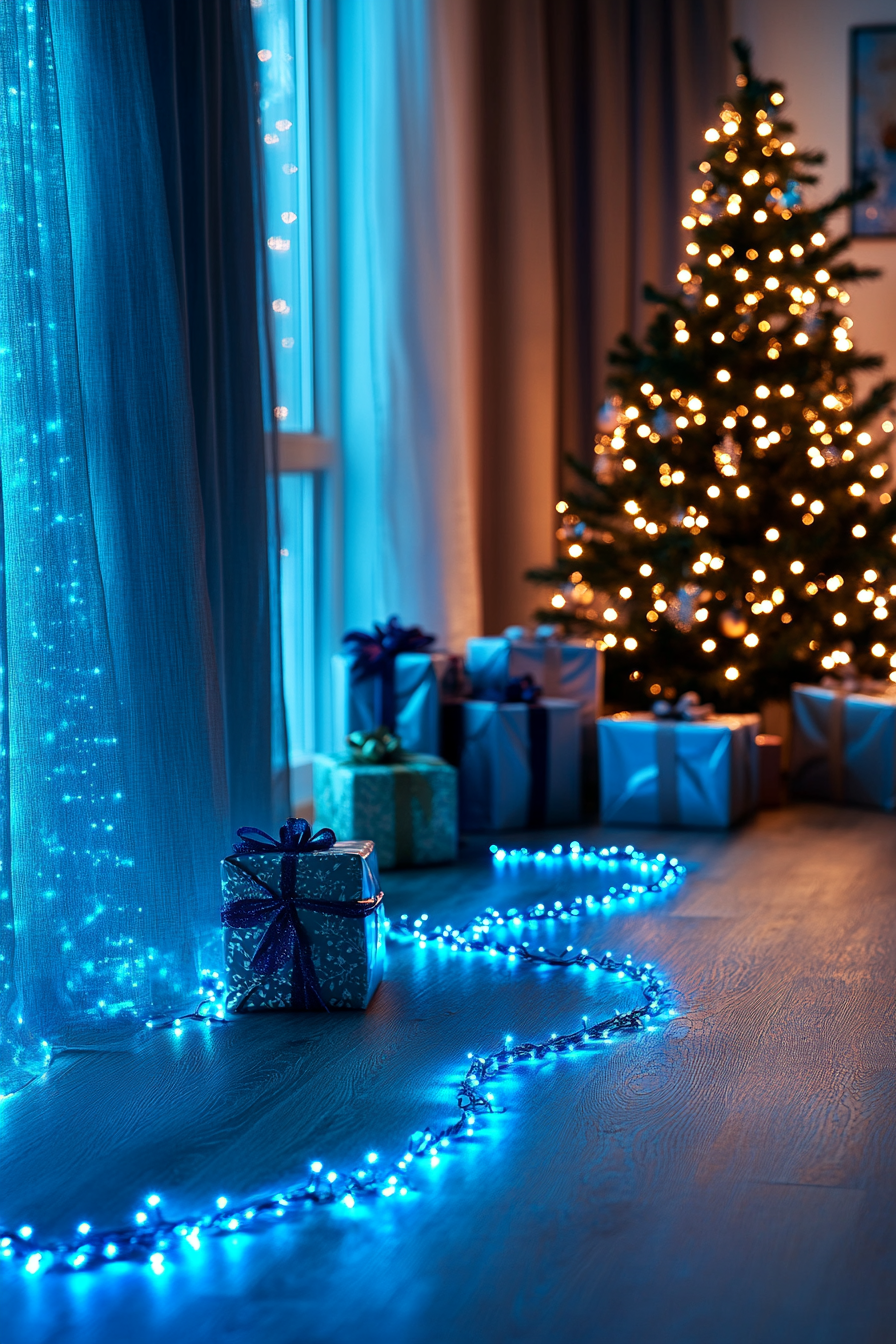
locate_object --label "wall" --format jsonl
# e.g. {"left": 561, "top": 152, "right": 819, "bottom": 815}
{"left": 732, "top": 0, "right": 896, "bottom": 394}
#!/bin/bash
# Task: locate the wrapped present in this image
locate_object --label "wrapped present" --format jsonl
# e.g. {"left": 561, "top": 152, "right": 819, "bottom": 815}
{"left": 598, "top": 710, "right": 760, "bottom": 827}
{"left": 221, "top": 818, "right": 385, "bottom": 1012}
{"left": 313, "top": 749, "right": 458, "bottom": 868}
{"left": 332, "top": 617, "right": 447, "bottom": 755}
{"left": 756, "top": 733, "right": 782, "bottom": 808}
{"left": 437, "top": 653, "right": 472, "bottom": 701}
{"left": 652, "top": 690, "right": 715, "bottom": 721}
{"left": 790, "top": 683, "right": 896, "bottom": 810}
{"left": 445, "top": 694, "right": 581, "bottom": 831}
{"left": 466, "top": 630, "right": 603, "bottom": 723}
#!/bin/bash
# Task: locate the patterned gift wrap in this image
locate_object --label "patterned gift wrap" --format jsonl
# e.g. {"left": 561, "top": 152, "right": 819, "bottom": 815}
{"left": 222, "top": 840, "right": 385, "bottom": 1012}
{"left": 313, "top": 754, "right": 458, "bottom": 869}
{"left": 598, "top": 712, "right": 760, "bottom": 828}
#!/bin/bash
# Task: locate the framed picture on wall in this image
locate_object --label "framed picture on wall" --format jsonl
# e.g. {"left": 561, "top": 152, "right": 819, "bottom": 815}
{"left": 852, "top": 26, "right": 896, "bottom": 237}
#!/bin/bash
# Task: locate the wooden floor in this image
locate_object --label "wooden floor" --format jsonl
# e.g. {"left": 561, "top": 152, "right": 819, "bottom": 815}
{"left": 2, "top": 803, "right": 895, "bottom": 1344}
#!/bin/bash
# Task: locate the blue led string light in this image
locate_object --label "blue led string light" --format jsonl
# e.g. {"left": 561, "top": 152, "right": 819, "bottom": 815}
{"left": 392, "top": 843, "right": 684, "bottom": 962}
{"left": 142, "top": 971, "right": 229, "bottom": 1037}
{"left": 0, "top": 844, "right": 685, "bottom": 1275}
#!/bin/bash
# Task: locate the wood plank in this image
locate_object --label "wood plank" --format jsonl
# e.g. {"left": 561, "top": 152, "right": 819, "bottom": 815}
{"left": 1, "top": 803, "right": 895, "bottom": 1343}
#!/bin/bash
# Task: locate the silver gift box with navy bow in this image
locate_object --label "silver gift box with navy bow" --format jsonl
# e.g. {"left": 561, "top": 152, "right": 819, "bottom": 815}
{"left": 222, "top": 830, "right": 385, "bottom": 1012}
{"left": 598, "top": 712, "right": 759, "bottom": 828}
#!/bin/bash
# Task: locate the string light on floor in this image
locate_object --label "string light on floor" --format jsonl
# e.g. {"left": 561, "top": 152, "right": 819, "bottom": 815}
{"left": 2, "top": 974, "right": 231, "bottom": 1103}
{"left": 389, "top": 844, "right": 684, "bottom": 959}
{"left": 142, "top": 971, "right": 229, "bottom": 1035}
{"left": 0, "top": 845, "right": 684, "bottom": 1275}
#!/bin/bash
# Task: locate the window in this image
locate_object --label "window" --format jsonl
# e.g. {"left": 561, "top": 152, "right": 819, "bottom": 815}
{"left": 255, "top": 0, "right": 314, "bottom": 431}
{"left": 253, "top": 0, "right": 340, "bottom": 804}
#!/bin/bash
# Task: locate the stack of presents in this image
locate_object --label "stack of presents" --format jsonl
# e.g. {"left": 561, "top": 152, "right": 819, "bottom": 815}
{"left": 309, "top": 618, "right": 896, "bottom": 865}
{"left": 220, "top": 620, "right": 896, "bottom": 1014}
{"left": 313, "top": 619, "right": 600, "bottom": 868}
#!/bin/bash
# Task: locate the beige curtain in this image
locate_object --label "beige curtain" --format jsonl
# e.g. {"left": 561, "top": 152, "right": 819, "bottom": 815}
{"left": 549, "top": 0, "right": 732, "bottom": 471}
{"left": 431, "top": 0, "right": 730, "bottom": 636}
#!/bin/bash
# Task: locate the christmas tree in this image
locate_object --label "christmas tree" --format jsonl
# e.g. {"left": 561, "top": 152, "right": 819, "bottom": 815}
{"left": 529, "top": 41, "right": 896, "bottom": 710}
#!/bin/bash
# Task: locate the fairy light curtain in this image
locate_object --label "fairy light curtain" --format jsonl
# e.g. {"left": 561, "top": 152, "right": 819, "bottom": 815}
{"left": 0, "top": 0, "right": 236, "bottom": 1091}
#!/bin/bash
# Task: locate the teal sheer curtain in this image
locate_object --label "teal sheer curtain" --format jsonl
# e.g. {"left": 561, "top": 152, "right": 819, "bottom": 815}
{"left": 139, "top": 0, "right": 288, "bottom": 834}
{"left": 337, "top": 0, "right": 482, "bottom": 652}
{"left": 0, "top": 0, "right": 231, "bottom": 1090}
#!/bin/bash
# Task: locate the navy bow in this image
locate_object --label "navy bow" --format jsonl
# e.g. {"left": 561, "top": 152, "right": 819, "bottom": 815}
{"left": 503, "top": 675, "right": 542, "bottom": 705}
{"left": 342, "top": 616, "right": 435, "bottom": 732}
{"left": 343, "top": 616, "right": 435, "bottom": 678}
{"left": 223, "top": 862, "right": 383, "bottom": 1012}
{"left": 652, "top": 692, "right": 714, "bottom": 722}
{"left": 232, "top": 817, "right": 336, "bottom": 855}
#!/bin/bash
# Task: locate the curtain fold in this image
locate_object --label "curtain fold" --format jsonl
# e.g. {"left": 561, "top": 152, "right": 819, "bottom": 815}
{"left": 0, "top": 0, "right": 236, "bottom": 1089}
{"left": 547, "top": 0, "right": 732, "bottom": 469}
{"left": 335, "top": 0, "right": 729, "bottom": 639}
{"left": 139, "top": 0, "right": 287, "bottom": 835}
{"left": 472, "top": 0, "right": 730, "bottom": 632}
{"left": 337, "top": 0, "right": 482, "bottom": 653}
{"left": 473, "top": 0, "right": 558, "bottom": 636}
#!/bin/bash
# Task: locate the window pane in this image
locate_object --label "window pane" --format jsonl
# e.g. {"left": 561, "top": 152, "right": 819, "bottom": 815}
{"left": 279, "top": 471, "right": 319, "bottom": 803}
{"left": 254, "top": 0, "right": 314, "bottom": 432}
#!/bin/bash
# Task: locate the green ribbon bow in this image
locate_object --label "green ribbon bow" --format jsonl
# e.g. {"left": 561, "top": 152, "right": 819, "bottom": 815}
{"left": 346, "top": 726, "right": 405, "bottom": 765}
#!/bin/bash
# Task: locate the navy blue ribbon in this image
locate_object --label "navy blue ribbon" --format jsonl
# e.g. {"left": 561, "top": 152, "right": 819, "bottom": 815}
{"left": 526, "top": 704, "right": 549, "bottom": 828}
{"left": 342, "top": 616, "right": 435, "bottom": 732}
{"left": 223, "top": 861, "right": 384, "bottom": 1012}
{"left": 502, "top": 677, "right": 547, "bottom": 824}
{"left": 232, "top": 817, "right": 336, "bottom": 855}
{"left": 503, "top": 675, "right": 542, "bottom": 705}
{"left": 439, "top": 693, "right": 550, "bottom": 826}
{"left": 225, "top": 818, "right": 380, "bottom": 1012}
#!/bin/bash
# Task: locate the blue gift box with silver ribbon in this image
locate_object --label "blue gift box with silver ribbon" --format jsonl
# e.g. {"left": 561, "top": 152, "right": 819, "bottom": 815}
{"left": 598, "top": 711, "right": 759, "bottom": 828}
{"left": 790, "top": 683, "right": 896, "bottom": 810}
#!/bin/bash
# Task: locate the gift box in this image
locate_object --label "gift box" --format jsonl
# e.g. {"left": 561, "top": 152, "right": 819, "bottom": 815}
{"left": 790, "top": 683, "right": 896, "bottom": 810}
{"left": 756, "top": 733, "right": 782, "bottom": 808}
{"left": 447, "top": 698, "right": 581, "bottom": 831}
{"left": 313, "top": 753, "right": 458, "bottom": 868}
{"left": 221, "top": 820, "right": 385, "bottom": 1012}
{"left": 332, "top": 617, "right": 450, "bottom": 756}
{"left": 466, "top": 633, "right": 603, "bottom": 723}
{"left": 598, "top": 711, "right": 760, "bottom": 827}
